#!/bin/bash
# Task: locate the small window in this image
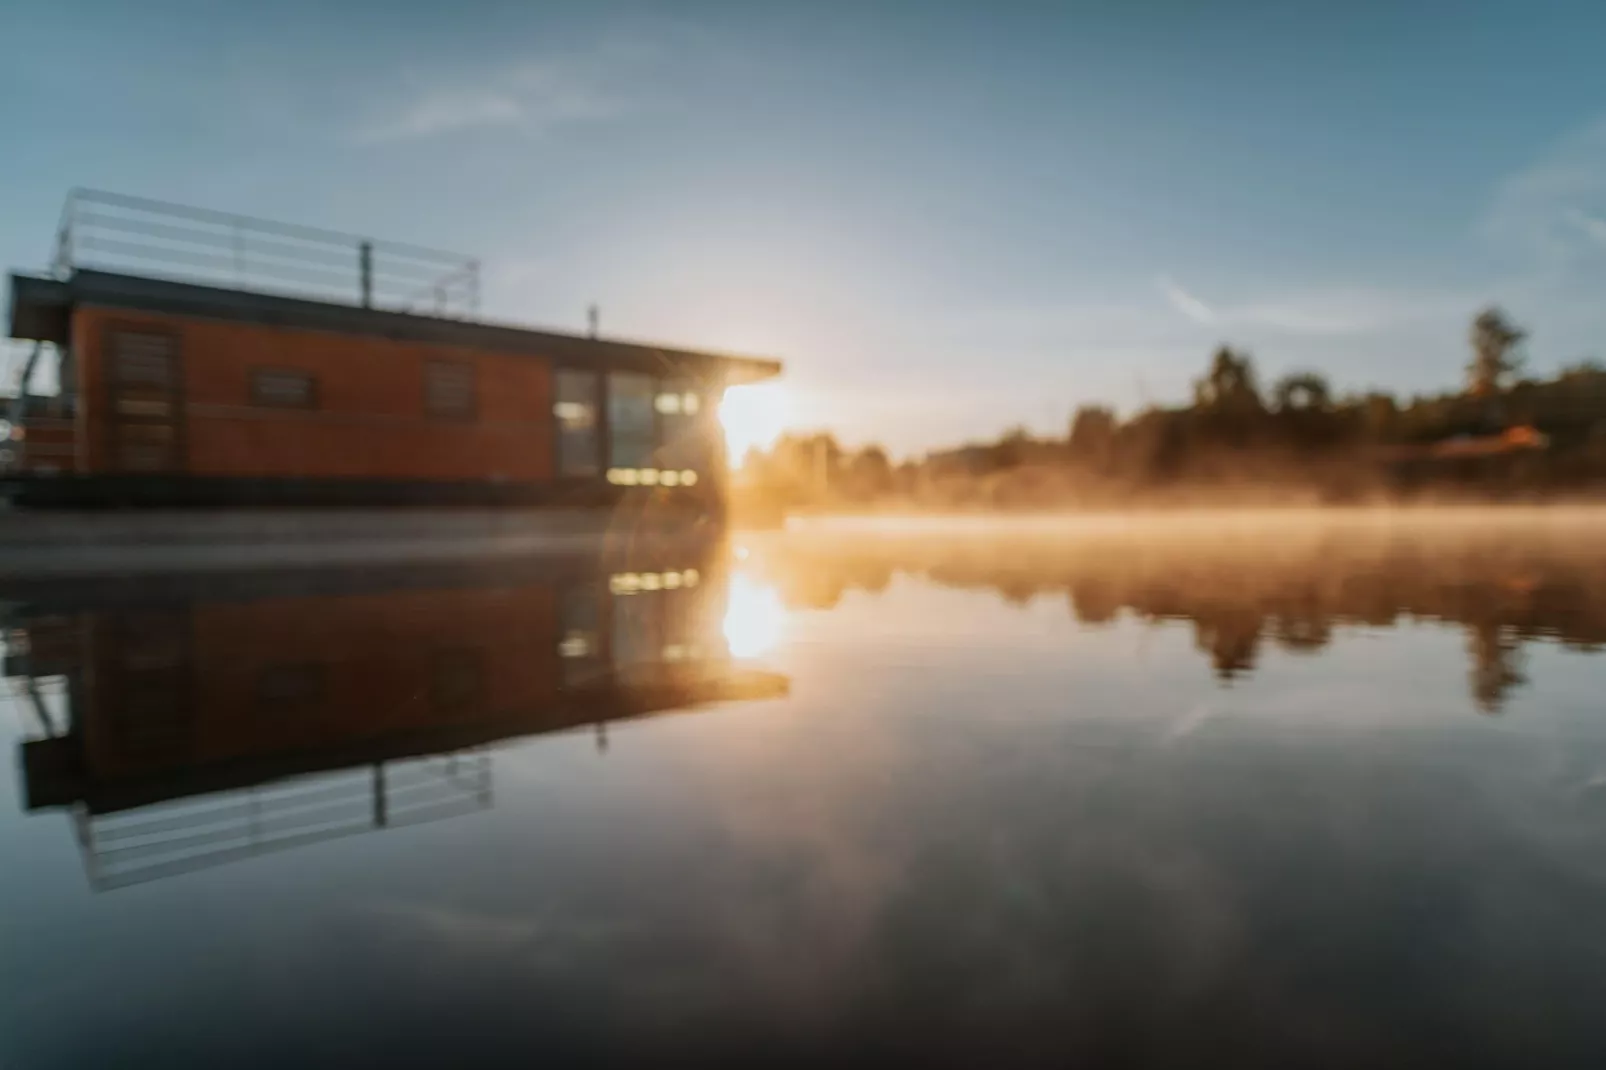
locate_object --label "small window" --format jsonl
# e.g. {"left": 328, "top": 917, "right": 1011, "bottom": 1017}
{"left": 430, "top": 648, "right": 484, "bottom": 715}
{"left": 256, "top": 663, "right": 327, "bottom": 712}
{"left": 110, "top": 331, "right": 177, "bottom": 387}
{"left": 251, "top": 368, "right": 317, "bottom": 409}
{"left": 426, "top": 360, "right": 477, "bottom": 420}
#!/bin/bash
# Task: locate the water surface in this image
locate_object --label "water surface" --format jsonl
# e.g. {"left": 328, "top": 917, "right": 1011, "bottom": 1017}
{"left": 5, "top": 514, "right": 1606, "bottom": 1066}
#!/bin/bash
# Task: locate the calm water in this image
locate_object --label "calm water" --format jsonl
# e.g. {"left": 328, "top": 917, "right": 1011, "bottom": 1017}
{"left": 5, "top": 513, "right": 1606, "bottom": 1067}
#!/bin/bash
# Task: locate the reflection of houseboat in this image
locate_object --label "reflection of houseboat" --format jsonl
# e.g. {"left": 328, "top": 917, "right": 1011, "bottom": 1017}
{"left": 2, "top": 191, "right": 780, "bottom": 560}
{"left": 6, "top": 549, "right": 787, "bottom": 890}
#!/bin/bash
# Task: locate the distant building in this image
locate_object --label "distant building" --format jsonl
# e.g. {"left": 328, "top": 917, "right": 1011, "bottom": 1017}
{"left": 4, "top": 190, "right": 781, "bottom": 511}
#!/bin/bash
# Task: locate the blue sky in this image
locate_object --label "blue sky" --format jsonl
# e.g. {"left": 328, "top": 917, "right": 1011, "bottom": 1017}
{"left": 6, "top": 1, "right": 1606, "bottom": 454}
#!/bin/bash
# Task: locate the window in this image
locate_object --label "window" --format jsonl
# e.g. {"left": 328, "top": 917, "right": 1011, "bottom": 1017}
{"left": 110, "top": 331, "right": 177, "bottom": 387}
{"left": 425, "top": 360, "right": 476, "bottom": 420}
{"left": 658, "top": 379, "right": 712, "bottom": 475}
{"left": 608, "top": 371, "right": 656, "bottom": 469}
{"left": 555, "top": 369, "right": 601, "bottom": 477}
{"left": 251, "top": 368, "right": 317, "bottom": 409}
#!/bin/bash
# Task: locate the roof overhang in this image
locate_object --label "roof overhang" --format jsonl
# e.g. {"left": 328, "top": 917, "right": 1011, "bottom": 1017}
{"left": 8, "top": 274, "right": 70, "bottom": 344}
{"left": 6, "top": 269, "right": 783, "bottom": 384}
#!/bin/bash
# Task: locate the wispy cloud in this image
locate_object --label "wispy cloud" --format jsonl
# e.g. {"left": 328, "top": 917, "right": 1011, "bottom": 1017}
{"left": 1157, "top": 275, "right": 1216, "bottom": 324}
{"left": 358, "top": 43, "right": 650, "bottom": 143}
{"left": 1480, "top": 116, "right": 1606, "bottom": 270}
{"left": 1155, "top": 275, "right": 1437, "bottom": 338}
{"left": 1566, "top": 207, "right": 1606, "bottom": 247}
{"left": 369, "top": 89, "right": 526, "bottom": 141}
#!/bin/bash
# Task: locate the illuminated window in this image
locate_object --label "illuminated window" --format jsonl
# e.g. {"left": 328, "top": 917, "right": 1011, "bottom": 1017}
{"left": 555, "top": 369, "right": 601, "bottom": 476}
{"left": 658, "top": 378, "right": 710, "bottom": 475}
{"left": 655, "top": 391, "right": 700, "bottom": 415}
{"left": 609, "top": 569, "right": 698, "bottom": 594}
{"left": 607, "top": 468, "right": 639, "bottom": 485}
{"left": 660, "top": 470, "right": 680, "bottom": 487}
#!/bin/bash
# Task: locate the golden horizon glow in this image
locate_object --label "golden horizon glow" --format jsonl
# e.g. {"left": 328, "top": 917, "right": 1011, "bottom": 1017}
{"left": 723, "top": 570, "right": 785, "bottom": 659}
{"left": 720, "top": 383, "right": 789, "bottom": 468}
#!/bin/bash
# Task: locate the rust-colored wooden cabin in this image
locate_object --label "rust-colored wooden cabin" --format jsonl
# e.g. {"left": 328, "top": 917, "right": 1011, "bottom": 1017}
{"left": 4, "top": 195, "right": 779, "bottom": 510}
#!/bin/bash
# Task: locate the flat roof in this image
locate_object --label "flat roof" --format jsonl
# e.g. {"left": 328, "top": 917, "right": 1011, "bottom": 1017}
{"left": 8, "top": 269, "right": 782, "bottom": 384}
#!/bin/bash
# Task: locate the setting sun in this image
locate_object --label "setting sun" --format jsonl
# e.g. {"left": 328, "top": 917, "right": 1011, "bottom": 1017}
{"left": 720, "top": 383, "right": 789, "bottom": 467}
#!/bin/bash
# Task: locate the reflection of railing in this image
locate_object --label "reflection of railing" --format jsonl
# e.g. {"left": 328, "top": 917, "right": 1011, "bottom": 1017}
{"left": 74, "top": 752, "right": 491, "bottom": 891}
{"left": 54, "top": 189, "right": 480, "bottom": 317}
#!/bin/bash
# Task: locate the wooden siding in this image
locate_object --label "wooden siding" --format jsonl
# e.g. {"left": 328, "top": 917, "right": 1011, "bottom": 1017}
{"left": 72, "top": 306, "right": 555, "bottom": 481}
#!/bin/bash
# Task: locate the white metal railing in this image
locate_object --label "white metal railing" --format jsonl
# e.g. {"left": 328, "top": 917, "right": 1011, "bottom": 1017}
{"left": 55, "top": 189, "right": 480, "bottom": 317}
{"left": 76, "top": 752, "right": 493, "bottom": 891}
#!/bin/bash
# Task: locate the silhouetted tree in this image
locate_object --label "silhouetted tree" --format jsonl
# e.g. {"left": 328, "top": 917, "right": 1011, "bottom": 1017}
{"left": 1273, "top": 371, "right": 1332, "bottom": 412}
{"left": 1359, "top": 392, "right": 1398, "bottom": 441}
{"left": 1467, "top": 621, "right": 1526, "bottom": 714}
{"left": 844, "top": 445, "right": 894, "bottom": 501}
{"left": 1067, "top": 405, "right": 1117, "bottom": 465}
{"left": 1468, "top": 307, "right": 1526, "bottom": 397}
{"left": 1194, "top": 346, "right": 1264, "bottom": 414}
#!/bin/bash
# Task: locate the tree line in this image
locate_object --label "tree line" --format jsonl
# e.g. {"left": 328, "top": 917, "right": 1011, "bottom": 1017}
{"left": 736, "top": 307, "right": 1606, "bottom": 513}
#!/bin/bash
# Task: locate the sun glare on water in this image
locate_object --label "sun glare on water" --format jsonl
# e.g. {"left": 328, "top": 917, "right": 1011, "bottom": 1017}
{"left": 723, "top": 570, "right": 785, "bottom": 659}
{"left": 720, "top": 383, "right": 788, "bottom": 467}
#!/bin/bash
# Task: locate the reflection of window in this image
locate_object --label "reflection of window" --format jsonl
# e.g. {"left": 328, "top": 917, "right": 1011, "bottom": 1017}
{"left": 560, "top": 583, "right": 606, "bottom": 688}
{"left": 430, "top": 649, "right": 484, "bottom": 715}
{"left": 608, "top": 371, "right": 656, "bottom": 469}
{"left": 252, "top": 368, "right": 317, "bottom": 409}
{"left": 612, "top": 584, "right": 657, "bottom": 671}
{"left": 425, "top": 361, "right": 476, "bottom": 421}
{"left": 555, "top": 369, "right": 601, "bottom": 477}
{"left": 107, "top": 611, "right": 191, "bottom": 760}
{"left": 256, "top": 663, "right": 327, "bottom": 722}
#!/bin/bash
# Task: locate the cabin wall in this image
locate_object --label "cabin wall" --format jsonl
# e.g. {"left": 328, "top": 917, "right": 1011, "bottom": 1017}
{"left": 71, "top": 306, "right": 555, "bottom": 481}
{"left": 79, "top": 585, "right": 562, "bottom": 776}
